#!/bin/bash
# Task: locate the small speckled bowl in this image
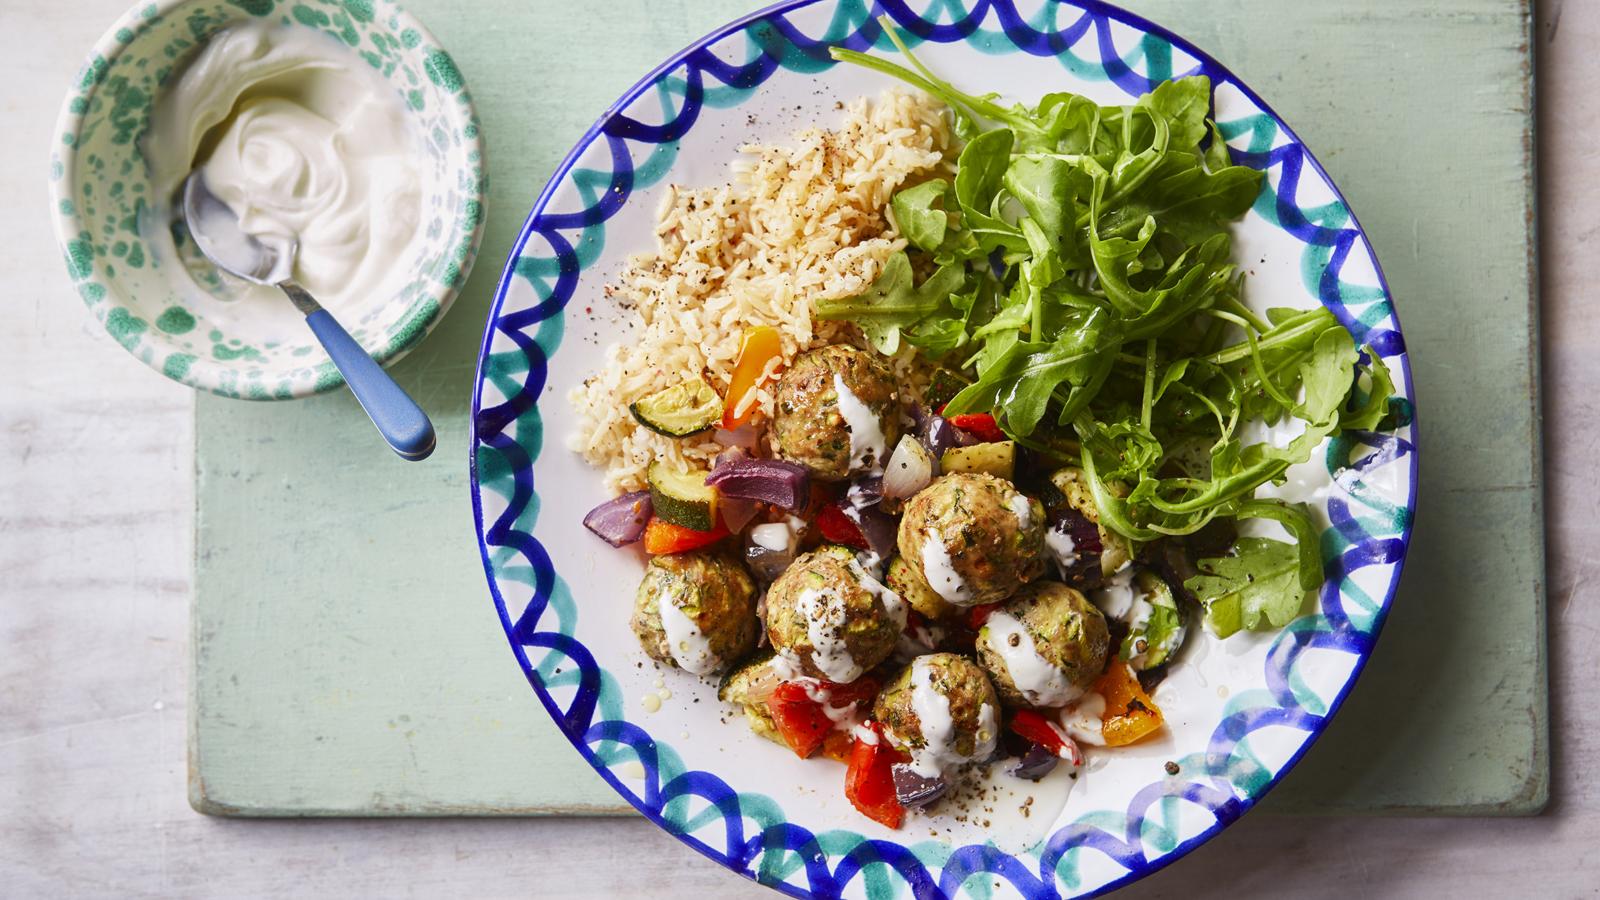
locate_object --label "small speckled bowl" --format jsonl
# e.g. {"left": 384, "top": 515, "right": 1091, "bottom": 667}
{"left": 48, "top": 0, "right": 486, "bottom": 399}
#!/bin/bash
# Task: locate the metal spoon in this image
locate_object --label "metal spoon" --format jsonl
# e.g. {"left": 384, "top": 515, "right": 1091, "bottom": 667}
{"left": 182, "top": 173, "right": 436, "bottom": 461}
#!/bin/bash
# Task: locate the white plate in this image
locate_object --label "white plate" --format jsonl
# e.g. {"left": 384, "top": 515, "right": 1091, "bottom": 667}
{"left": 471, "top": 2, "right": 1417, "bottom": 897}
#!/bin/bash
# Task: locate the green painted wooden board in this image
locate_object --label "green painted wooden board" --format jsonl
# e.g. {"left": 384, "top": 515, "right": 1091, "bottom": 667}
{"left": 191, "top": 0, "right": 1545, "bottom": 816}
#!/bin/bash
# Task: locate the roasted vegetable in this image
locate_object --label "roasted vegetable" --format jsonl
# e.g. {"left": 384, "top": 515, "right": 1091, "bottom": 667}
{"left": 705, "top": 456, "right": 810, "bottom": 511}
{"left": 940, "top": 440, "right": 1016, "bottom": 480}
{"left": 845, "top": 722, "right": 907, "bottom": 829}
{"left": 1094, "top": 662, "right": 1164, "bottom": 746}
{"left": 629, "top": 376, "right": 723, "bottom": 437}
{"left": 723, "top": 327, "right": 784, "bottom": 429}
{"left": 642, "top": 517, "right": 729, "bottom": 555}
{"left": 582, "top": 491, "right": 652, "bottom": 547}
{"left": 947, "top": 412, "right": 1005, "bottom": 443}
{"left": 648, "top": 460, "right": 720, "bottom": 532}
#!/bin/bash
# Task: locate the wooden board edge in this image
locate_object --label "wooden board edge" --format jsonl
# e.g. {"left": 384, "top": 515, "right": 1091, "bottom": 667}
{"left": 1518, "top": 0, "right": 1553, "bottom": 819}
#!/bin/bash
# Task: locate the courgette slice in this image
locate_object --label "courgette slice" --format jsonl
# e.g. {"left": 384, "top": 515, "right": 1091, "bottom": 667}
{"left": 885, "top": 555, "right": 954, "bottom": 621}
{"left": 940, "top": 440, "right": 1016, "bottom": 480}
{"left": 717, "top": 650, "right": 784, "bottom": 746}
{"left": 648, "top": 460, "right": 720, "bottom": 531}
{"left": 717, "top": 649, "right": 776, "bottom": 704}
{"left": 630, "top": 377, "right": 723, "bottom": 437}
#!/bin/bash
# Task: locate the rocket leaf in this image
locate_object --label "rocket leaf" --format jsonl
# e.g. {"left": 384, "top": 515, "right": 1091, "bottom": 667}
{"left": 1185, "top": 537, "right": 1310, "bottom": 638}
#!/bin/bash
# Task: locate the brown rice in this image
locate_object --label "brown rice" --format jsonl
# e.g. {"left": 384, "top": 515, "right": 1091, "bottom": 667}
{"left": 568, "top": 90, "right": 953, "bottom": 493}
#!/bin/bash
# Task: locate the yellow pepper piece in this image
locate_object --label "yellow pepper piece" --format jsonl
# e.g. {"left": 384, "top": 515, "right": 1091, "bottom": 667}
{"left": 722, "top": 326, "right": 784, "bottom": 428}
{"left": 1095, "top": 662, "right": 1165, "bottom": 747}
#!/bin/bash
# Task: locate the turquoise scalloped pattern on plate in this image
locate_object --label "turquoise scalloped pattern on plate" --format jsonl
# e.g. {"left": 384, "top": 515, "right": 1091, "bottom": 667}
{"left": 471, "top": 2, "right": 1417, "bottom": 897}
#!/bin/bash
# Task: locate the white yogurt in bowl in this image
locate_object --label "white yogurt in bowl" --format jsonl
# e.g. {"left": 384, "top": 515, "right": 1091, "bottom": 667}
{"left": 49, "top": 1, "right": 486, "bottom": 399}
{"left": 145, "top": 22, "right": 428, "bottom": 330}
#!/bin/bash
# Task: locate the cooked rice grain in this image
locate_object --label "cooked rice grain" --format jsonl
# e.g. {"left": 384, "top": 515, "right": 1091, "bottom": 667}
{"left": 569, "top": 91, "right": 951, "bottom": 493}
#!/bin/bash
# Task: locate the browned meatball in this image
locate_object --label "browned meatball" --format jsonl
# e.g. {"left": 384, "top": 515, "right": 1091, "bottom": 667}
{"left": 896, "top": 473, "right": 1046, "bottom": 607}
{"left": 772, "top": 345, "right": 900, "bottom": 481}
{"left": 631, "top": 551, "right": 758, "bottom": 675}
{"left": 765, "top": 545, "right": 903, "bottom": 683}
{"left": 874, "top": 653, "right": 1000, "bottom": 775}
{"left": 976, "top": 581, "right": 1109, "bottom": 708}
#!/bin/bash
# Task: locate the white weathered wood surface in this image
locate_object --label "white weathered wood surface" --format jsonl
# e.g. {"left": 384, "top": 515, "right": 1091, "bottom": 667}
{"left": 2, "top": 0, "right": 1594, "bottom": 896}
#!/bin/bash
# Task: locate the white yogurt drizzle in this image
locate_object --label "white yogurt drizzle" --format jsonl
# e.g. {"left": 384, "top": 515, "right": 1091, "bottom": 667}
{"left": 791, "top": 677, "right": 867, "bottom": 731}
{"left": 919, "top": 535, "right": 972, "bottom": 605}
{"left": 1044, "top": 525, "right": 1079, "bottom": 574}
{"left": 981, "top": 611, "right": 1082, "bottom": 707}
{"left": 749, "top": 522, "right": 793, "bottom": 552}
{"left": 901, "top": 657, "right": 999, "bottom": 777}
{"left": 1091, "top": 567, "right": 1142, "bottom": 620}
{"left": 1007, "top": 492, "right": 1035, "bottom": 532}
{"left": 1059, "top": 692, "right": 1107, "bottom": 746}
{"left": 905, "top": 658, "right": 958, "bottom": 777}
{"left": 833, "top": 373, "right": 888, "bottom": 473}
{"left": 656, "top": 587, "right": 719, "bottom": 675}
{"left": 791, "top": 587, "right": 861, "bottom": 683}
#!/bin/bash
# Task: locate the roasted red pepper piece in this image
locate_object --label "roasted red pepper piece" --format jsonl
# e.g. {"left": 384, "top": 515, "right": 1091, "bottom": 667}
{"left": 966, "top": 602, "right": 1004, "bottom": 630}
{"left": 768, "top": 678, "right": 880, "bottom": 759}
{"left": 844, "top": 722, "right": 906, "bottom": 829}
{"left": 1009, "top": 709, "right": 1066, "bottom": 753}
{"left": 819, "top": 730, "right": 855, "bottom": 763}
{"left": 642, "top": 517, "right": 729, "bottom": 555}
{"left": 1010, "top": 709, "right": 1083, "bottom": 766}
{"left": 816, "top": 502, "right": 869, "bottom": 549}
{"left": 769, "top": 681, "right": 833, "bottom": 758}
{"left": 947, "top": 412, "right": 1005, "bottom": 443}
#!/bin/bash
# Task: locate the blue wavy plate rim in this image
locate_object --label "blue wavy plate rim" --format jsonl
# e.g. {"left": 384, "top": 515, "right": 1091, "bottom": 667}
{"left": 468, "top": 1, "right": 1420, "bottom": 897}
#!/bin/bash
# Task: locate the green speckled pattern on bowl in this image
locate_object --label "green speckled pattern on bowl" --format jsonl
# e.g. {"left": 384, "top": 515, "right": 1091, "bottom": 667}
{"left": 48, "top": 0, "right": 487, "bottom": 400}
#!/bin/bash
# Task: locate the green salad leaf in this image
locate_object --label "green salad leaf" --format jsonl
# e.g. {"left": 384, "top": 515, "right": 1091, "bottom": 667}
{"left": 891, "top": 179, "right": 952, "bottom": 252}
{"left": 1185, "top": 537, "right": 1312, "bottom": 637}
{"left": 814, "top": 252, "right": 965, "bottom": 356}
{"left": 827, "top": 21, "right": 1396, "bottom": 637}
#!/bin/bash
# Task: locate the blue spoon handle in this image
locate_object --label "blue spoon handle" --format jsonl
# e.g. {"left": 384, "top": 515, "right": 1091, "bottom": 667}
{"left": 285, "top": 283, "right": 436, "bottom": 461}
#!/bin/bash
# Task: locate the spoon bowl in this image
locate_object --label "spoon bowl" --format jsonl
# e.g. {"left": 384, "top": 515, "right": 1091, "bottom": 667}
{"left": 181, "top": 176, "right": 295, "bottom": 287}
{"left": 181, "top": 172, "right": 437, "bottom": 461}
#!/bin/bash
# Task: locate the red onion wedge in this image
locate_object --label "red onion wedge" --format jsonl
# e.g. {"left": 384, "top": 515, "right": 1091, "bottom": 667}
{"left": 1008, "top": 743, "right": 1060, "bottom": 781}
{"left": 706, "top": 456, "right": 810, "bottom": 511}
{"left": 951, "top": 424, "right": 985, "bottom": 447}
{"left": 849, "top": 504, "right": 899, "bottom": 559}
{"left": 583, "top": 491, "right": 652, "bottom": 547}
{"left": 916, "top": 411, "right": 961, "bottom": 459}
{"left": 846, "top": 474, "right": 884, "bottom": 509}
{"left": 881, "top": 434, "right": 936, "bottom": 500}
{"left": 720, "top": 496, "right": 761, "bottom": 533}
{"left": 891, "top": 763, "right": 949, "bottom": 808}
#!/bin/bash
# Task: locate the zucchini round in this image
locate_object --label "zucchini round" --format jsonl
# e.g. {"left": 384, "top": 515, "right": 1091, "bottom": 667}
{"left": 630, "top": 377, "right": 724, "bottom": 437}
{"left": 648, "top": 460, "right": 720, "bottom": 532}
{"left": 940, "top": 440, "right": 1016, "bottom": 481}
